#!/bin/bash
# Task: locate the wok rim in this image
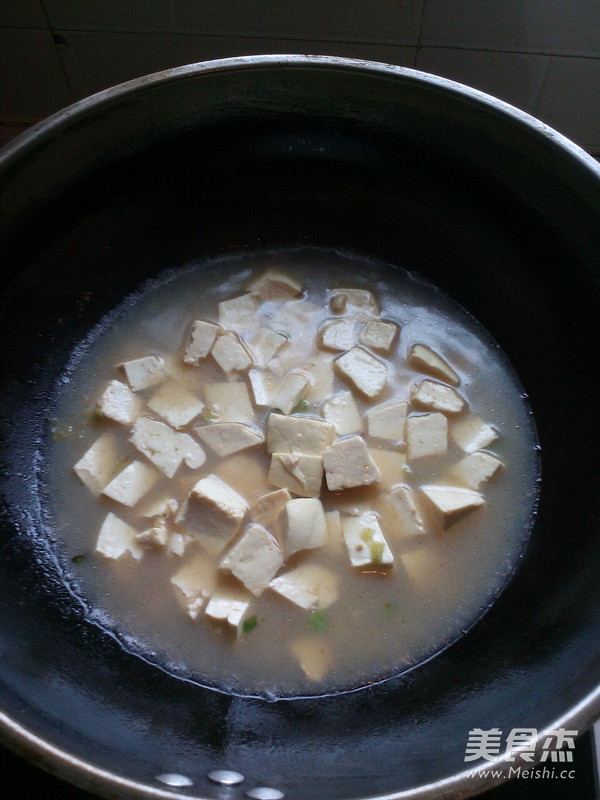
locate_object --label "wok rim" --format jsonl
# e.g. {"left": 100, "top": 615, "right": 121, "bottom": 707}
{"left": 1, "top": 53, "right": 599, "bottom": 800}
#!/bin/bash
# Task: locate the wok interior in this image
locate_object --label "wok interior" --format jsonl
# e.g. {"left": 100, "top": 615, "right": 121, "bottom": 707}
{"left": 0, "top": 60, "right": 599, "bottom": 799}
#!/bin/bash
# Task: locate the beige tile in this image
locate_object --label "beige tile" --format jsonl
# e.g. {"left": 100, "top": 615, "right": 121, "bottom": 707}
{"left": 0, "top": 28, "right": 73, "bottom": 119}
{"left": 174, "top": 0, "right": 423, "bottom": 44}
{"left": 416, "top": 47, "right": 549, "bottom": 113}
{"left": 55, "top": 30, "right": 416, "bottom": 99}
{"left": 421, "top": 0, "right": 600, "bottom": 58}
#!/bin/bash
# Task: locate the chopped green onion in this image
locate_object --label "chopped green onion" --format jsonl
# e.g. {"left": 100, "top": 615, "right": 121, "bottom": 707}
{"left": 291, "top": 398, "right": 310, "bottom": 415}
{"left": 308, "top": 609, "right": 329, "bottom": 633}
{"left": 242, "top": 616, "right": 258, "bottom": 635}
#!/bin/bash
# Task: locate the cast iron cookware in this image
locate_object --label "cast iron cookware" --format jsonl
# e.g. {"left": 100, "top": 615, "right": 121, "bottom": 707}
{"left": 0, "top": 55, "right": 599, "bottom": 800}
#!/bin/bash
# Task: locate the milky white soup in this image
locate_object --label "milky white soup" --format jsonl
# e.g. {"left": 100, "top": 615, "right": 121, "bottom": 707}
{"left": 45, "top": 248, "right": 539, "bottom": 698}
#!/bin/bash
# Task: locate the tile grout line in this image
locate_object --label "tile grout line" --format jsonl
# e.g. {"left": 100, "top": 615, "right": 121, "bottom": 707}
{"left": 39, "top": 0, "right": 78, "bottom": 102}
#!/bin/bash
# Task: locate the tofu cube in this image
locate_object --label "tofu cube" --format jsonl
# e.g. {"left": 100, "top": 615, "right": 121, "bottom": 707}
{"left": 218, "top": 293, "right": 260, "bottom": 331}
{"left": 251, "top": 488, "right": 292, "bottom": 533}
{"left": 368, "top": 448, "right": 407, "bottom": 490}
{"left": 147, "top": 380, "right": 205, "bottom": 429}
{"left": 266, "top": 412, "right": 336, "bottom": 455}
{"left": 335, "top": 346, "right": 387, "bottom": 398}
{"left": 290, "top": 637, "right": 332, "bottom": 682}
{"left": 220, "top": 523, "right": 284, "bottom": 596}
{"left": 120, "top": 355, "right": 167, "bottom": 392}
{"left": 170, "top": 554, "right": 218, "bottom": 619}
{"left": 101, "top": 460, "right": 159, "bottom": 507}
{"left": 322, "top": 390, "right": 362, "bottom": 435}
{"left": 130, "top": 416, "right": 206, "bottom": 477}
{"left": 96, "top": 379, "right": 139, "bottom": 425}
{"left": 212, "top": 331, "right": 253, "bottom": 373}
{"left": 411, "top": 379, "right": 465, "bottom": 415}
{"left": 407, "top": 343, "right": 460, "bottom": 386}
{"left": 176, "top": 475, "right": 248, "bottom": 553}
{"left": 323, "top": 435, "right": 382, "bottom": 491}
{"left": 268, "top": 452, "right": 324, "bottom": 498}
{"left": 449, "top": 451, "right": 503, "bottom": 489}
{"left": 194, "top": 421, "right": 264, "bottom": 457}
{"left": 205, "top": 587, "right": 252, "bottom": 637}
{"left": 183, "top": 319, "right": 220, "bottom": 364}
{"left": 341, "top": 511, "right": 394, "bottom": 567}
{"left": 330, "top": 288, "right": 379, "bottom": 315}
{"left": 451, "top": 415, "right": 498, "bottom": 453}
{"left": 420, "top": 484, "right": 484, "bottom": 529}
{"left": 96, "top": 512, "right": 143, "bottom": 561}
{"left": 272, "top": 371, "right": 311, "bottom": 415}
{"left": 319, "top": 317, "right": 356, "bottom": 351}
{"left": 269, "top": 563, "right": 339, "bottom": 609}
{"left": 247, "top": 269, "right": 303, "bottom": 300}
{"left": 283, "top": 497, "right": 327, "bottom": 557}
{"left": 249, "top": 326, "right": 287, "bottom": 366}
{"left": 381, "top": 484, "right": 426, "bottom": 538}
{"left": 365, "top": 400, "right": 408, "bottom": 442}
{"left": 406, "top": 413, "right": 448, "bottom": 460}
{"left": 73, "top": 433, "right": 118, "bottom": 494}
{"left": 358, "top": 320, "right": 398, "bottom": 353}
{"left": 247, "top": 368, "right": 277, "bottom": 407}
{"left": 139, "top": 496, "right": 178, "bottom": 520}
{"left": 203, "top": 381, "right": 254, "bottom": 422}
{"left": 135, "top": 520, "right": 169, "bottom": 550}
{"left": 305, "top": 353, "right": 336, "bottom": 402}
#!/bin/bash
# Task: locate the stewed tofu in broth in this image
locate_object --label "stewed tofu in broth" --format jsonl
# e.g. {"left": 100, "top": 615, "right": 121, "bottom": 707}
{"left": 46, "top": 248, "right": 539, "bottom": 697}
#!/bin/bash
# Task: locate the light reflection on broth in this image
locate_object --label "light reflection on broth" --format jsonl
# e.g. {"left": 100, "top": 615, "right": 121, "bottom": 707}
{"left": 45, "top": 248, "right": 539, "bottom": 697}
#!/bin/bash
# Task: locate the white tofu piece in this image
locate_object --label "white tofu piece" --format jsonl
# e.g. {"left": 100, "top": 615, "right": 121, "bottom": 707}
{"left": 365, "top": 400, "right": 408, "bottom": 442}
{"left": 268, "top": 452, "right": 324, "bottom": 498}
{"left": 218, "top": 293, "right": 260, "bottom": 331}
{"left": 139, "top": 496, "right": 179, "bottom": 519}
{"left": 290, "top": 637, "right": 332, "bottom": 682}
{"left": 96, "top": 379, "right": 139, "bottom": 425}
{"left": 205, "top": 587, "right": 252, "bottom": 637}
{"left": 203, "top": 381, "right": 254, "bottom": 422}
{"left": 101, "top": 460, "right": 159, "bottom": 507}
{"left": 420, "top": 484, "right": 484, "bottom": 529}
{"left": 194, "top": 421, "right": 264, "bottom": 457}
{"left": 323, "top": 435, "right": 382, "bottom": 491}
{"left": 130, "top": 416, "right": 206, "bottom": 478}
{"left": 411, "top": 379, "right": 465, "bottom": 415}
{"left": 269, "top": 563, "right": 338, "bottom": 610}
{"left": 406, "top": 413, "right": 448, "bottom": 460}
{"left": 220, "top": 522, "right": 284, "bottom": 596}
{"left": 247, "top": 269, "right": 302, "bottom": 300}
{"left": 451, "top": 415, "right": 498, "bottom": 453}
{"left": 167, "top": 532, "right": 191, "bottom": 557}
{"left": 358, "top": 320, "right": 398, "bottom": 353}
{"left": 335, "top": 346, "right": 387, "bottom": 398}
{"left": 283, "top": 497, "right": 327, "bottom": 557}
{"left": 176, "top": 474, "right": 248, "bottom": 553}
{"left": 330, "top": 288, "right": 379, "bottom": 315}
{"left": 183, "top": 319, "right": 220, "bottom": 364}
{"left": 135, "top": 520, "right": 169, "bottom": 550}
{"left": 266, "top": 412, "right": 336, "bottom": 455}
{"left": 120, "top": 355, "right": 168, "bottom": 392}
{"left": 212, "top": 331, "right": 253, "bottom": 373}
{"left": 368, "top": 448, "right": 407, "bottom": 489}
{"left": 147, "top": 380, "right": 205, "bottom": 429}
{"left": 324, "top": 510, "right": 344, "bottom": 555}
{"left": 247, "top": 368, "right": 277, "bottom": 407}
{"left": 383, "top": 484, "right": 426, "bottom": 537}
{"left": 341, "top": 511, "right": 394, "bottom": 567}
{"left": 73, "top": 433, "right": 118, "bottom": 494}
{"left": 407, "top": 343, "right": 460, "bottom": 386}
{"left": 322, "top": 390, "right": 362, "bottom": 435}
{"left": 251, "top": 488, "right": 291, "bottom": 533}
{"left": 272, "top": 371, "right": 311, "bottom": 415}
{"left": 400, "top": 544, "right": 440, "bottom": 588}
{"left": 170, "top": 554, "right": 218, "bottom": 619}
{"left": 96, "top": 512, "right": 143, "bottom": 561}
{"left": 305, "top": 353, "right": 336, "bottom": 402}
{"left": 449, "top": 451, "right": 503, "bottom": 489}
{"left": 319, "top": 317, "right": 356, "bottom": 351}
{"left": 248, "top": 327, "right": 287, "bottom": 366}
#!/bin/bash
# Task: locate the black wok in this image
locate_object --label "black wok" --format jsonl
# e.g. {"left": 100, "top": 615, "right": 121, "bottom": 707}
{"left": 0, "top": 55, "right": 599, "bottom": 800}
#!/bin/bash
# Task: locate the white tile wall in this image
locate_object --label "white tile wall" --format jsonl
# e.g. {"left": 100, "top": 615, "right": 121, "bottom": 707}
{"left": 0, "top": 0, "right": 599, "bottom": 154}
